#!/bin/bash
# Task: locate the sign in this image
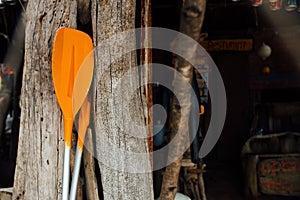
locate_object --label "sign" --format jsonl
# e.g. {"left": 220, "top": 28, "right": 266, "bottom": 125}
{"left": 258, "top": 157, "right": 300, "bottom": 196}
{"left": 200, "top": 39, "right": 253, "bottom": 51}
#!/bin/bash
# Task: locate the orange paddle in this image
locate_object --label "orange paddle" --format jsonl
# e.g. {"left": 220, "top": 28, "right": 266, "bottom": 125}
{"left": 52, "top": 27, "right": 93, "bottom": 200}
{"left": 69, "top": 51, "right": 94, "bottom": 200}
{"left": 69, "top": 97, "right": 91, "bottom": 200}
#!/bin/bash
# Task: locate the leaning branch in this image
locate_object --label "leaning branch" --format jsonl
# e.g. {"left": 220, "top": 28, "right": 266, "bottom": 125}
{"left": 160, "top": 0, "right": 206, "bottom": 199}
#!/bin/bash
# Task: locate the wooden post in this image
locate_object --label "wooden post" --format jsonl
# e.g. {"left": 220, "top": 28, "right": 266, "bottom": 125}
{"left": 12, "top": 0, "right": 77, "bottom": 199}
{"left": 160, "top": 0, "right": 207, "bottom": 199}
{"left": 141, "top": 0, "right": 153, "bottom": 165}
{"left": 91, "top": 0, "right": 154, "bottom": 199}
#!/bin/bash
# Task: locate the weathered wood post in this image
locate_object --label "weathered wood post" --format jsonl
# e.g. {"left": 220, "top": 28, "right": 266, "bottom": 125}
{"left": 13, "top": 0, "right": 77, "bottom": 199}
{"left": 91, "top": 0, "right": 154, "bottom": 199}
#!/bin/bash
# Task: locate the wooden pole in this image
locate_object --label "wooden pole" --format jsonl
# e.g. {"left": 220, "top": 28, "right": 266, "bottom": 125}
{"left": 160, "top": 0, "right": 207, "bottom": 199}
{"left": 12, "top": 0, "right": 77, "bottom": 199}
{"left": 91, "top": 0, "right": 154, "bottom": 199}
{"left": 141, "top": 0, "right": 153, "bottom": 165}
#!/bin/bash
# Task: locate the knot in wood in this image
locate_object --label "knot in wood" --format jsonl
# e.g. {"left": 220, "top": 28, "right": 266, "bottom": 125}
{"left": 183, "top": 6, "right": 202, "bottom": 18}
{"left": 174, "top": 104, "right": 181, "bottom": 110}
{"left": 168, "top": 186, "right": 177, "bottom": 192}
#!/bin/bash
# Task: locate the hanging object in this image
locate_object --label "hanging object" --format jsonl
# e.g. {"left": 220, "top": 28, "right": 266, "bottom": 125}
{"left": 0, "top": 0, "right": 4, "bottom": 9}
{"left": 257, "top": 42, "right": 272, "bottom": 60}
{"left": 270, "top": 0, "right": 282, "bottom": 10}
{"left": 285, "top": 0, "right": 297, "bottom": 11}
{"left": 252, "top": 0, "right": 263, "bottom": 7}
{"left": 262, "top": 65, "right": 271, "bottom": 75}
{"left": 5, "top": 0, "right": 16, "bottom": 5}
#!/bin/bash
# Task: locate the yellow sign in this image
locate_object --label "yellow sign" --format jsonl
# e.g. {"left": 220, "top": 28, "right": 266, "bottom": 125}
{"left": 200, "top": 39, "right": 253, "bottom": 51}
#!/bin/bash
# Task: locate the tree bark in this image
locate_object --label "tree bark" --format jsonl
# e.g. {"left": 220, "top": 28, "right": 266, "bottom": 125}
{"left": 160, "top": 0, "right": 206, "bottom": 199}
{"left": 13, "top": 0, "right": 77, "bottom": 199}
{"left": 91, "top": 0, "right": 154, "bottom": 199}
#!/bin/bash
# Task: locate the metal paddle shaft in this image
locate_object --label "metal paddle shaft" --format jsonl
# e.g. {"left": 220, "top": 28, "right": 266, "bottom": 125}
{"left": 52, "top": 27, "right": 93, "bottom": 200}
{"left": 70, "top": 98, "right": 91, "bottom": 200}
{"left": 69, "top": 144, "right": 83, "bottom": 200}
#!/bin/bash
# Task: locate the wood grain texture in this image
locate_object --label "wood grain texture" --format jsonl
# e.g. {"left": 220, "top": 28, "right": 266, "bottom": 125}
{"left": 91, "top": 0, "right": 154, "bottom": 199}
{"left": 141, "top": 0, "right": 153, "bottom": 165}
{"left": 160, "top": 0, "right": 206, "bottom": 199}
{"left": 83, "top": 129, "right": 100, "bottom": 200}
{"left": 12, "top": 0, "right": 77, "bottom": 199}
{"left": 0, "top": 188, "right": 13, "bottom": 200}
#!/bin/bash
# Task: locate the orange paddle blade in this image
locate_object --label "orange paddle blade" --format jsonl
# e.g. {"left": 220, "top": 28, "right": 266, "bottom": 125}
{"left": 52, "top": 27, "right": 93, "bottom": 145}
{"left": 77, "top": 98, "right": 91, "bottom": 148}
{"left": 72, "top": 51, "right": 94, "bottom": 116}
{"left": 52, "top": 27, "right": 93, "bottom": 118}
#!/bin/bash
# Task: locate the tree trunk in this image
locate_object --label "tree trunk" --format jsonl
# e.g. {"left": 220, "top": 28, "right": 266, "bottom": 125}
{"left": 13, "top": 0, "right": 77, "bottom": 199}
{"left": 160, "top": 0, "right": 206, "bottom": 199}
{"left": 91, "top": 0, "right": 154, "bottom": 199}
